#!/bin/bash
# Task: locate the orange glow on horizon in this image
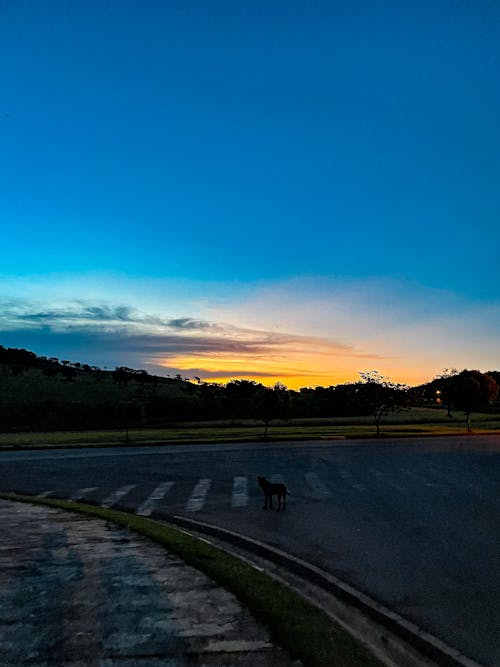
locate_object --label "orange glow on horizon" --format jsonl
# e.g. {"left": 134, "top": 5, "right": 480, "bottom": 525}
{"left": 152, "top": 353, "right": 436, "bottom": 390}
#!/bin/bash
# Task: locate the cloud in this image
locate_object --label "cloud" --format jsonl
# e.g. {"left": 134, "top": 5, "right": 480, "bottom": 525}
{"left": 151, "top": 366, "right": 300, "bottom": 379}
{"left": 0, "top": 296, "right": 380, "bottom": 386}
{"left": 0, "top": 301, "right": 217, "bottom": 337}
{"left": 1, "top": 272, "right": 499, "bottom": 387}
{"left": 13, "top": 304, "right": 137, "bottom": 323}
{"left": 0, "top": 296, "right": 357, "bottom": 351}
{"left": 167, "top": 317, "right": 214, "bottom": 330}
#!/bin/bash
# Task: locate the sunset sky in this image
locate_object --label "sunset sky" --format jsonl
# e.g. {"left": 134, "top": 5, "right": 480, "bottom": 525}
{"left": 1, "top": 1, "right": 499, "bottom": 389}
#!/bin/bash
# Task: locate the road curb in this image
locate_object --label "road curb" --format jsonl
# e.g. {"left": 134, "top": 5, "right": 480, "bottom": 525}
{"left": 158, "top": 513, "right": 481, "bottom": 667}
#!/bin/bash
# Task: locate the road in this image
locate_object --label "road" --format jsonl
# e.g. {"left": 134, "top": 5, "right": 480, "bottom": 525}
{"left": 1, "top": 435, "right": 499, "bottom": 666}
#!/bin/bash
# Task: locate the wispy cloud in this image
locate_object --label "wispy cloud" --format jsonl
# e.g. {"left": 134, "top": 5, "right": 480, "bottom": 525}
{"left": 167, "top": 318, "right": 215, "bottom": 330}
{"left": 11, "top": 304, "right": 137, "bottom": 324}
{"left": 1, "top": 301, "right": 241, "bottom": 336}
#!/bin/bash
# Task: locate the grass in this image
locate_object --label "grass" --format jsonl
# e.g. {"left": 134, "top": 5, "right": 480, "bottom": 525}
{"left": 0, "top": 492, "right": 382, "bottom": 667}
{"left": 1, "top": 408, "right": 500, "bottom": 449}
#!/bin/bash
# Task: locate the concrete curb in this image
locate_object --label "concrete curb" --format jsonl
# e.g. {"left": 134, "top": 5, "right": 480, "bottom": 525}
{"left": 156, "top": 513, "right": 482, "bottom": 667}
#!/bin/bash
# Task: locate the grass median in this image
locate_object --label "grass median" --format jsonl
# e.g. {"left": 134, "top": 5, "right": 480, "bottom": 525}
{"left": 2, "top": 413, "right": 500, "bottom": 450}
{"left": 0, "top": 491, "right": 382, "bottom": 667}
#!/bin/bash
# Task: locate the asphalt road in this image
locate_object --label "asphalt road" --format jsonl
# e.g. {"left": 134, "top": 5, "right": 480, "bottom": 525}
{"left": 1, "top": 435, "right": 499, "bottom": 666}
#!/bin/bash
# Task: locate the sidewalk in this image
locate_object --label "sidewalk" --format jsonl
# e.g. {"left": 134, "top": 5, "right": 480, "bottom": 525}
{"left": 0, "top": 499, "right": 298, "bottom": 667}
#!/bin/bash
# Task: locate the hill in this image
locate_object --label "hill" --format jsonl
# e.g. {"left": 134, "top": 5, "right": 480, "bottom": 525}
{"left": 0, "top": 345, "right": 197, "bottom": 431}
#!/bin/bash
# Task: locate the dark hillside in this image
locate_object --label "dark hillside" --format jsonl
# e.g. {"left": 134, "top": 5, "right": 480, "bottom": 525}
{"left": 0, "top": 346, "right": 198, "bottom": 431}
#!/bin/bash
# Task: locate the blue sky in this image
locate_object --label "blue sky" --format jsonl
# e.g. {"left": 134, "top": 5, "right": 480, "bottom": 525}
{"left": 1, "top": 1, "right": 499, "bottom": 386}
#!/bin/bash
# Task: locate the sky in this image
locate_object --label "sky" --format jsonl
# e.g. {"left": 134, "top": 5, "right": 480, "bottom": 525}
{"left": 1, "top": 1, "right": 499, "bottom": 389}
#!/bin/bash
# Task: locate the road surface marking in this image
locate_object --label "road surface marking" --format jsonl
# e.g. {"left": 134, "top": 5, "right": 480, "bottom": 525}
{"left": 232, "top": 476, "right": 249, "bottom": 507}
{"left": 186, "top": 478, "right": 212, "bottom": 512}
{"left": 101, "top": 484, "right": 136, "bottom": 508}
{"left": 305, "top": 472, "right": 331, "bottom": 498}
{"left": 70, "top": 487, "right": 97, "bottom": 501}
{"left": 137, "top": 481, "right": 174, "bottom": 516}
{"left": 36, "top": 490, "right": 55, "bottom": 498}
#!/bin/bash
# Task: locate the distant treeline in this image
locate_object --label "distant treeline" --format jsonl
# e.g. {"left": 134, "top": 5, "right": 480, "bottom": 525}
{"left": 0, "top": 346, "right": 499, "bottom": 432}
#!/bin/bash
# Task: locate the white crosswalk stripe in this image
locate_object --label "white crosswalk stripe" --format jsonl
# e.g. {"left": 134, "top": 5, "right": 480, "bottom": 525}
{"left": 101, "top": 484, "right": 136, "bottom": 508}
{"left": 231, "top": 476, "right": 249, "bottom": 507}
{"left": 186, "top": 478, "right": 212, "bottom": 512}
{"left": 305, "top": 472, "right": 331, "bottom": 498}
{"left": 137, "top": 481, "right": 174, "bottom": 516}
{"left": 70, "top": 487, "right": 97, "bottom": 501}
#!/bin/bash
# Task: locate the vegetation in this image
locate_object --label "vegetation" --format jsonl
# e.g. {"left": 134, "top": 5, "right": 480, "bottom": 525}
{"left": 1, "top": 345, "right": 499, "bottom": 438}
{"left": 438, "top": 369, "right": 499, "bottom": 432}
{"left": 2, "top": 410, "right": 500, "bottom": 450}
{"left": 356, "top": 371, "right": 408, "bottom": 436}
{"left": 1, "top": 493, "right": 383, "bottom": 667}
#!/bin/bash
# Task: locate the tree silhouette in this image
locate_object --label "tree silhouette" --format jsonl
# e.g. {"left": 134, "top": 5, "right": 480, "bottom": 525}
{"left": 225, "top": 379, "right": 263, "bottom": 418}
{"left": 255, "top": 386, "right": 277, "bottom": 439}
{"left": 443, "top": 370, "right": 498, "bottom": 432}
{"left": 61, "top": 366, "right": 76, "bottom": 382}
{"left": 357, "top": 371, "right": 408, "bottom": 436}
{"left": 273, "top": 382, "right": 291, "bottom": 421}
{"left": 434, "top": 368, "right": 459, "bottom": 416}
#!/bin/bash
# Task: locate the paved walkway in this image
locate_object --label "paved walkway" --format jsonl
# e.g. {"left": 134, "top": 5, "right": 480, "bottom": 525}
{"left": 0, "top": 499, "right": 298, "bottom": 667}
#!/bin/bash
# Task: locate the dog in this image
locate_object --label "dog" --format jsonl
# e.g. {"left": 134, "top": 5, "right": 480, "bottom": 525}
{"left": 257, "top": 476, "right": 288, "bottom": 511}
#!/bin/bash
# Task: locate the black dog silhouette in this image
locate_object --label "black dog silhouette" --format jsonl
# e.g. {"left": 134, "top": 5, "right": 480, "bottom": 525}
{"left": 257, "top": 476, "right": 288, "bottom": 511}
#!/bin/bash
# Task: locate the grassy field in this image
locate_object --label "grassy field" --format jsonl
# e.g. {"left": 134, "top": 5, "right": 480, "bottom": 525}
{"left": 1, "top": 407, "right": 500, "bottom": 449}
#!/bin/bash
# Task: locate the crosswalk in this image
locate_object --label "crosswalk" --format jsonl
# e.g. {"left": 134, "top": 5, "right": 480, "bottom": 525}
{"left": 185, "top": 478, "right": 212, "bottom": 512}
{"left": 36, "top": 489, "right": 56, "bottom": 498}
{"left": 70, "top": 486, "right": 97, "bottom": 501}
{"left": 30, "top": 474, "right": 292, "bottom": 514}
{"left": 102, "top": 484, "right": 136, "bottom": 509}
{"left": 25, "top": 464, "right": 476, "bottom": 516}
{"left": 137, "top": 481, "right": 174, "bottom": 517}
{"left": 231, "top": 476, "right": 249, "bottom": 508}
